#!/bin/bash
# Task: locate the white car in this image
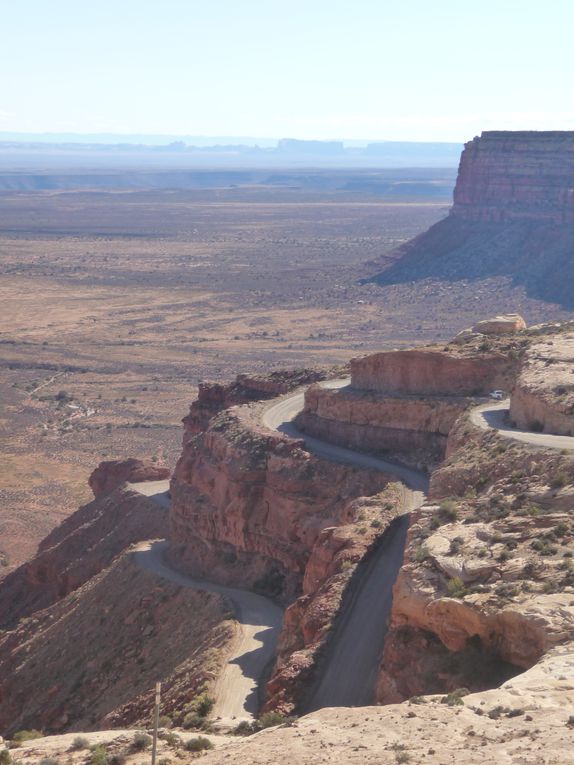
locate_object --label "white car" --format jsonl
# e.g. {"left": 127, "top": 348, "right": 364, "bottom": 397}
{"left": 489, "top": 390, "right": 505, "bottom": 401}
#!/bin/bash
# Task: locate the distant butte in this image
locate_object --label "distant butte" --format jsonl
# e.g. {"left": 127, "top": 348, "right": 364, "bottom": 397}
{"left": 368, "top": 130, "right": 574, "bottom": 308}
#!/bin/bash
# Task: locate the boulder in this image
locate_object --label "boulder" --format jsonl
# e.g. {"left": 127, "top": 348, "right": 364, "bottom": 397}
{"left": 471, "top": 314, "right": 526, "bottom": 335}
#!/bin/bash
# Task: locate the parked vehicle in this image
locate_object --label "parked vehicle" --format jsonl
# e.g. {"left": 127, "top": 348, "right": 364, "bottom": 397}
{"left": 489, "top": 390, "right": 505, "bottom": 400}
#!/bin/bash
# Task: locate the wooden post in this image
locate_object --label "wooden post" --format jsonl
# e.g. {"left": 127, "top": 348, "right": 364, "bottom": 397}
{"left": 151, "top": 682, "right": 161, "bottom": 765}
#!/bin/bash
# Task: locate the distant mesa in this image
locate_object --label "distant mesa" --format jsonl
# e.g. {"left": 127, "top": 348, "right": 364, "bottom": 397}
{"left": 368, "top": 131, "right": 574, "bottom": 309}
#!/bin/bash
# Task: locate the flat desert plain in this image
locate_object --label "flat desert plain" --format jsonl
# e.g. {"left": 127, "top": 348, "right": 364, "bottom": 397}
{"left": 0, "top": 182, "right": 564, "bottom": 572}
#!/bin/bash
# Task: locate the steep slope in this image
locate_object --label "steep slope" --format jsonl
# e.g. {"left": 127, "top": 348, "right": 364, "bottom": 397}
{"left": 0, "top": 551, "right": 232, "bottom": 735}
{"left": 368, "top": 131, "right": 574, "bottom": 308}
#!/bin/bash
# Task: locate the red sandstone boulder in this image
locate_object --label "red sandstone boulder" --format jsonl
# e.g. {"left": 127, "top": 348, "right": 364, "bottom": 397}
{"left": 89, "top": 458, "right": 170, "bottom": 498}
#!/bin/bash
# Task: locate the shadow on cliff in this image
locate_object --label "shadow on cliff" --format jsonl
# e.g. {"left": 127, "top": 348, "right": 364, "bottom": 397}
{"left": 364, "top": 215, "right": 574, "bottom": 310}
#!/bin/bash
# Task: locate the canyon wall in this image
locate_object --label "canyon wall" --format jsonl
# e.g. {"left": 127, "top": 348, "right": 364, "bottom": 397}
{"left": 298, "top": 384, "right": 468, "bottom": 466}
{"left": 169, "top": 405, "right": 394, "bottom": 601}
{"left": 351, "top": 349, "right": 512, "bottom": 396}
{"left": 510, "top": 334, "right": 574, "bottom": 436}
{"left": 452, "top": 131, "right": 574, "bottom": 224}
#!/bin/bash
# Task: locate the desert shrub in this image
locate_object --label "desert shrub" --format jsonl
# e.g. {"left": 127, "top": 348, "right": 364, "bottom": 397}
{"left": 413, "top": 545, "right": 430, "bottom": 563}
{"left": 90, "top": 746, "right": 108, "bottom": 765}
{"left": 12, "top": 730, "right": 43, "bottom": 745}
{"left": 530, "top": 539, "right": 557, "bottom": 556}
{"left": 71, "top": 736, "right": 90, "bottom": 750}
{"left": 162, "top": 733, "right": 181, "bottom": 748}
{"left": 449, "top": 537, "right": 464, "bottom": 555}
{"left": 132, "top": 732, "right": 152, "bottom": 751}
{"left": 371, "top": 519, "right": 383, "bottom": 529}
{"left": 395, "top": 753, "right": 411, "bottom": 764}
{"left": 0, "top": 751, "right": 11, "bottom": 765}
{"left": 438, "top": 500, "right": 459, "bottom": 523}
{"left": 39, "top": 759, "right": 59, "bottom": 765}
{"left": 446, "top": 577, "right": 468, "bottom": 598}
{"left": 158, "top": 714, "right": 172, "bottom": 728}
{"left": 109, "top": 754, "right": 127, "bottom": 765}
{"left": 554, "top": 522, "right": 569, "bottom": 537}
{"left": 257, "top": 711, "right": 288, "bottom": 729}
{"left": 185, "top": 736, "right": 213, "bottom": 752}
{"left": 551, "top": 472, "right": 569, "bottom": 489}
{"left": 233, "top": 720, "right": 255, "bottom": 736}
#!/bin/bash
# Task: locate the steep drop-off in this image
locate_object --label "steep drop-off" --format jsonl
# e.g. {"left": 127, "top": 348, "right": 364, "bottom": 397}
{"left": 369, "top": 131, "right": 574, "bottom": 308}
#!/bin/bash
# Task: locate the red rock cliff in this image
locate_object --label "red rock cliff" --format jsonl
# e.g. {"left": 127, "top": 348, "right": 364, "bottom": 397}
{"left": 452, "top": 131, "right": 574, "bottom": 224}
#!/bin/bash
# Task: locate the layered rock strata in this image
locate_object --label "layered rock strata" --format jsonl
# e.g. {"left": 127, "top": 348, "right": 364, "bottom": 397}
{"left": 453, "top": 131, "right": 574, "bottom": 224}
{"left": 351, "top": 348, "right": 513, "bottom": 396}
{"left": 298, "top": 384, "right": 468, "bottom": 466}
{"left": 510, "top": 333, "right": 574, "bottom": 435}
{"left": 169, "top": 405, "right": 394, "bottom": 601}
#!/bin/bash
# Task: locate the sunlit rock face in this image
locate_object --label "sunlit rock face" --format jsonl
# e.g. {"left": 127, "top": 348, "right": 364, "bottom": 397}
{"left": 452, "top": 131, "right": 574, "bottom": 224}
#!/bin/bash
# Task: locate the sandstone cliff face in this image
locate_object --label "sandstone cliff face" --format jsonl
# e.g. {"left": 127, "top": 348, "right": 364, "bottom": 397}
{"left": 369, "top": 133, "right": 574, "bottom": 309}
{"left": 351, "top": 349, "right": 512, "bottom": 396}
{"left": 169, "top": 404, "right": 393, "bottom": 600}
{"left": 510, "top": 334, "right": 574, "bottom": 435}
{"left": 0, "top": 484, "right": 169, "bottom": 628}
{"left": 185, "top": 369, "right": 332, "bottom": 436}
{"left": 452, "top": 131, "right": 574, "bottom": 224}
{"left": 298, "top": 384, "right": 468, "bottom": 467}
{"left": 89, "top": 458, "right": 170, "bottom": 498}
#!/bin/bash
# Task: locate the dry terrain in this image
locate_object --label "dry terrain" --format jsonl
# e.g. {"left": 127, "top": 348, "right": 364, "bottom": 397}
{"left": 0, "top": 183, "right": 568, "bottom": 573}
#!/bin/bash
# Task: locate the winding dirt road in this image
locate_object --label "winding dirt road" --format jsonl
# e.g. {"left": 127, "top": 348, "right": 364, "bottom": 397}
{"left": 471, "top": 399, "right": 574, "bottom": 450}
{"left": 263, "top": 380, "right": 429, "bottom": 709}
{"left": 133, "top": 539, "right": 283, "bottom": 722}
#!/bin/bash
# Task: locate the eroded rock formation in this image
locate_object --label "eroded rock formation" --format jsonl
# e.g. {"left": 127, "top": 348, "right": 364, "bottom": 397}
{"left": 369, "top": 131, "right": 574, "bottom": 309}
{"left": 89, "top": 458, "right": 170, "bottom": 498}
{"left": 453, "top": 131, "right": 574, "bottom": 224}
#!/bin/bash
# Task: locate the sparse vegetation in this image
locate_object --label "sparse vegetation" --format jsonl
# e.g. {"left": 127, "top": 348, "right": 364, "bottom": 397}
{"left": 185, "top": 736, "right": 214, "bottom": 752}
{"left": 131, "top": 732, "right": 152, "bottom": 751}
{"left": 71, "top": 736, "right": 90, "bottom": 750}
{"left": 446, "top": 577, "right": 468, "bottom": 598}
{"left": 12, "top": 730, "right": 43, "bottom": 746}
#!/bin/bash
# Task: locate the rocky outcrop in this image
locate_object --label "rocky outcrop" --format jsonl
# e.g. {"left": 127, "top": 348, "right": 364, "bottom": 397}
{"left": 185, "top": 369, "right": 332, "bottom": 435}
{"left": 169, "top": 405, "right": 394, "bottom": 600}
{"left": 0, "top": 485, "right": 169, "bottom": 628}
{"left": 368, "top": 132, "right": 574, "bottom": 309}
{"left": 452, "top": 131, "right": 574, "bottom": 224}
{"left": 351, "top": 348, "right": 513, "bottom": 396}
{"left": 298, "top": 384, "right": 469, "bottom": 467}
{"left": 510, "top": 334, "right": 574, "bottom": 435}
{"left": 88, "top": 458, "right": 170, "bottom": 498}
{"left": 472, "top": 313, "right": 527, "bottom": 335}
{"left": 377, "top": 395, "right": 574, "bottom": 706}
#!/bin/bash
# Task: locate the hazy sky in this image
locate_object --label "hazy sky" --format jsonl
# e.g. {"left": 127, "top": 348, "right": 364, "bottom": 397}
{"left": 2, "top": 0, "right": 573, "bottom": 141}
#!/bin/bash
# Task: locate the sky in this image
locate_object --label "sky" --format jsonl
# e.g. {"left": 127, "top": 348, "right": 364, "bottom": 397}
{"left": 2, "top": 0, "right": 574, "bottom": 142}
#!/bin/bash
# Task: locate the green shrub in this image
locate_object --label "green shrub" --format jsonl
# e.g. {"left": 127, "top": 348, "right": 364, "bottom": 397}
{"left": 108, "top": 754, "right": 126, "bottom": 765}
{"left": 446, "top": 577, "right": 468, "bottom": 599}
{"left": 233, "top": 720, "right": 255, "bottom": 736}
{"left": 185, "top": 736, "right": 213, "bottom": 752}
{"left": 257, "top": 711, "right": 287, "bottom": 729}
{"left": 12, "top": 730, "right": 43, "bottom": 746}
{"left": 0, "top": 751, "right": 11, "bottom": 765}
{"left": 413, "top": 545, "right": 430, "bottom": 563}
{"left": 132, "top": 732, "right": 152, "bottom": 751}
{"left": 162, "top": 733, "right": 182, "bottom": 748}
{"left": 90, "top": 746, "right": 108, "bottom": 765}
{"left": 71, "top": 736, "right": 90, "bottom": 750}
{"left": 551, "top": 472, "right": 569, "bottom": 489}
{"left": 438, "top": 500, "right": 459, "bottom": 523}
{"left": 158, "top": 714, "right": 172, "bottom": 728}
